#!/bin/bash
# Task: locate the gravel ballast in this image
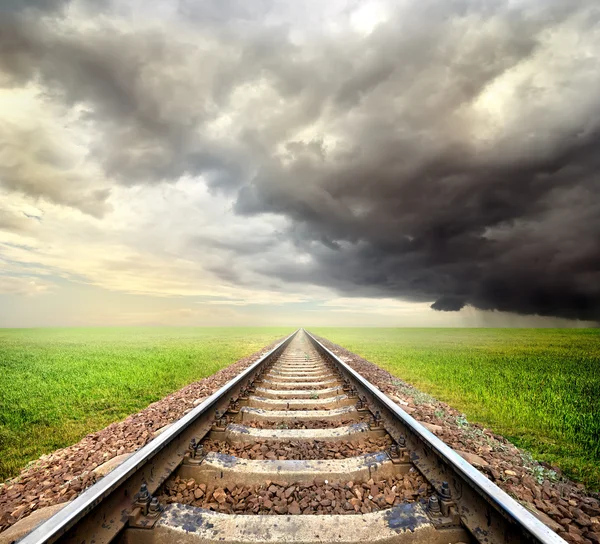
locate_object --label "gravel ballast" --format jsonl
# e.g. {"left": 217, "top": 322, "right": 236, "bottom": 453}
{"left": 158, "top": 471, "right": 431, "bottom": 515}
{"left": 201, "top": 437, "right": 394, "bottom": 461}
{"left": 242, "top": 418, "right": 368, "bottom": 430}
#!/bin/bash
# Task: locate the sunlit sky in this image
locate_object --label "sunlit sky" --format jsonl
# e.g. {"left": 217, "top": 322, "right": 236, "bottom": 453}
{"left": 1, "top": 1, "right": 598, "bottom": 327}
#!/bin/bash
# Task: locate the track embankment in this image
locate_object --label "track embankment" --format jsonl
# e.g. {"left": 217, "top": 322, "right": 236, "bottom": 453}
{"left": 1, "top": 331, "right": 598, "bottom": 544}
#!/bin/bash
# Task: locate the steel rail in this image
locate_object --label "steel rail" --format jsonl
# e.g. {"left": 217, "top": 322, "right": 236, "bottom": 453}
{"left": 304, "top": 329, "right": 566, "bottom": 544}
{"left": 19, "top": 330, "right": 299, "bottom": 544}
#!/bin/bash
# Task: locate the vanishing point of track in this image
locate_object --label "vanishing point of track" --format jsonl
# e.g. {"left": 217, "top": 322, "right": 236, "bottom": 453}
{"left": 19, "top": 330, "right": 566, "bottom": 544}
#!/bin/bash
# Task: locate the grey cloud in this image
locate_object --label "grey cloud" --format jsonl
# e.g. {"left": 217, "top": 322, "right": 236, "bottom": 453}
{"left": 178, "top": 0, "right": 275, "bottom": 23}
{"left": 0, "top": 109, "right": 111, "bottom": 217}
{"left": 0, "top": 0, "right": 69, "bottom": 13}
{"left": 0, "top": 14, "right": 254, "bottom": 192}
{"left": 0, "top": 6, "right": 323, "bottom": 190}
{"left": 1, "top": 0, "right": 599, "bottom": 320}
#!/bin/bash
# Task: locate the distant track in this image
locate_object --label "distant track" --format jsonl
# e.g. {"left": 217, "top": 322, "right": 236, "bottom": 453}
{"left": 19, "top": 329, "right": 566, "bottom": 544}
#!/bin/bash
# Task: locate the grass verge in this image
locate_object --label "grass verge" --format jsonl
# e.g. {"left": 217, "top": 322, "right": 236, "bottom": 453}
{"left": 312, "top": 327, "right": 600, "bottom": 490}
{"left": 0, "top": 327, "right": 290, "bottom": 481}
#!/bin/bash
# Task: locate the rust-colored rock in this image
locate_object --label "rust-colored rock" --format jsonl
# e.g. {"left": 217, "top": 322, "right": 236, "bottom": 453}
{"left": 92, "top": 453, "right": 131, "bottom": 477}
{"left": 152, "top": 423, "right": 173, "bottom": 438}
{"left": 0, "top": 502, "right": 70, "bottom": 544}
{"left": 522, "top": 502, "right": 563, "bottom": 532}
{"left": 455, "top": 450, "right": 490, "bottom": 467}
{"left": 422, "top": 422, "right": 444, "bottom": 434}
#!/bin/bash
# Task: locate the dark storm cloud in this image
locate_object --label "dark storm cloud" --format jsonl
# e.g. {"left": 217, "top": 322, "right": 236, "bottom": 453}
{"left": 1, "top": 0, "right": 599, "bottom": 320}
{"left": 431, "top": 296, "right": 467, "bottom": 312}
{"left": 233, "top": 1, "right": 600, "bottom": 322}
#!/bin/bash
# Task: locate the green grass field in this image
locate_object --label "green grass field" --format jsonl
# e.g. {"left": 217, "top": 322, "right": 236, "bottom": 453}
{"left": 0, "top": 327, "right": 290, "bottom": 482}
{"left": 311, "top": 328, "right": 600, "bottom": 490}
{"left": 2, "top": 327, "right": 599, "bottom": 490}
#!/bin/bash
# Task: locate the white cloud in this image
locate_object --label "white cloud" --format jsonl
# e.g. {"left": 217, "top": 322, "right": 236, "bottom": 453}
{"left": 0, "top": 274, "right": 54, "bottom": 296}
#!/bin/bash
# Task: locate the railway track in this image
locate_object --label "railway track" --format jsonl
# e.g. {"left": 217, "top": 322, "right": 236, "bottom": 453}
{"left": 18, "top": 330, "right": 566, "bottom": 544}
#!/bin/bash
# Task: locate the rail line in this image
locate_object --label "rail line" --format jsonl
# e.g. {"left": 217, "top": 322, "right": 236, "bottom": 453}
{"left": 18, "top": 329, "right": 566, "bottom": 544}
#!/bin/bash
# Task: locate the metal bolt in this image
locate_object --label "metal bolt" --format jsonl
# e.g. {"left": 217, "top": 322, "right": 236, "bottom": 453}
{"left": 148, "top": 497, "right": 161, "bottom": 516}
{"left": 369, "top": 414, "right": 380, "bottom": 430}
{"left": 427, "top": 495, "right": 441, "bottom": 515}
{"left": 370, "top": 411, "right": 382, "bottom": 427}
{"left": 191, "top": 440, "right": 204, "bottom": 460}
{"left": 388, "top": 444, "right": 400, "bottom": 458}
{"left": 398, "top": 435, "right": 406, "bottom": 448}
{"left": 136, "top": 483, "right": 151, "bottom": 516}
{"left": 137, "top": 483, "right": 150, "bottom": 503}
{"left": 189, "top": 438, "right": 204, "bottom": 459}
{"left": 440, "top": 481, "right": 452, "bottom": 500}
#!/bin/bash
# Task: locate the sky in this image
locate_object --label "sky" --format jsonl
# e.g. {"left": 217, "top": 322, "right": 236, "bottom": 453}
{"left": 0, "top": 0, "right": 599, "bottom": 328}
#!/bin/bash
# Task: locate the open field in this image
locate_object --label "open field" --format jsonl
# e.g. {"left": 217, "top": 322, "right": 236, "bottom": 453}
{"left": 2, "top": 327, "right": 599, "bottom": 490}
{"left": 312, "top": 328, "right": 600, "bottom": 490}
{"left": 0, "top": 327, "right": 290, "bottom": 482}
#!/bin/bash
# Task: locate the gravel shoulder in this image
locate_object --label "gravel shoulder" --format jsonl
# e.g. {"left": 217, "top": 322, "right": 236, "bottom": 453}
{"left": 315, "top": 335, "right": 600, "bottom": 544}
{"left": 0, "top": 339, "right": 284, "bottom": 534}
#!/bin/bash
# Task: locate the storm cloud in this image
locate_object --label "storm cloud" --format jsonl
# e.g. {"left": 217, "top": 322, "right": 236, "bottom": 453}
{"left": 1, "top": 0, "right": 599, "bottom": 321}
